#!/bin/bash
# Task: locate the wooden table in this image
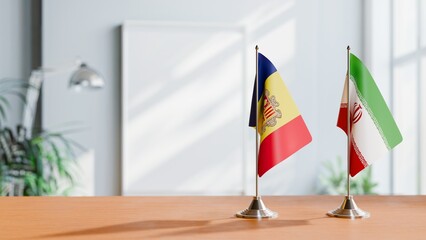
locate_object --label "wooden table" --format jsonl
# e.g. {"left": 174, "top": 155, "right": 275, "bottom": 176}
{"left": 1, "top": 196, "right": 425, "bottom": 239}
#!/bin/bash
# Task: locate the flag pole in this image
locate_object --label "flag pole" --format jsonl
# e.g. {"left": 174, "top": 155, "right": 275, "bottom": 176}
{"left": 326, "top": 46, "right": 369, "bottom": 219}
{"left": 346, "top": 45, "right": 351, "bottom": 198}
{"left": 255, "top": 45, "right": 259, "bottom": 198}
{"left": 236, "top": 45, "right": 277, "bottom": 219}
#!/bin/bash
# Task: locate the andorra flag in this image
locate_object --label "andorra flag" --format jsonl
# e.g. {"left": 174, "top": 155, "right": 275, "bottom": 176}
{"left": 337, "top": 53, "right": 403, "bottom": 176}
{"left": 249, "top": 53, "right": 312, "bottom": 177}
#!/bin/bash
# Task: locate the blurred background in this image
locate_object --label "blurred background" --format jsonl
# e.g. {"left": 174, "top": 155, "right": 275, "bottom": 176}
{"left": 0, "top": 0, "right": 424, "bottom": 196}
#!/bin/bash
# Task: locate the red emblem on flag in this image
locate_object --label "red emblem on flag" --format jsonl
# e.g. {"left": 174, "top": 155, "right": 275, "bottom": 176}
{"left": 352, "top": 102, "right": 362, "bottom": 124}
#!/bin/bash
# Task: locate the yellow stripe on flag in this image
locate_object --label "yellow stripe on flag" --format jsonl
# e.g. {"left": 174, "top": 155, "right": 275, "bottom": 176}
{"left": 258, "top": 72, "right": 300, "bottom": 142}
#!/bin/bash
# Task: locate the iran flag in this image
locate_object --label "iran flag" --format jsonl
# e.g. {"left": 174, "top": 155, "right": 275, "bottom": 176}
{"left": 337, "top": 53, "right": 403, "bottom": 177}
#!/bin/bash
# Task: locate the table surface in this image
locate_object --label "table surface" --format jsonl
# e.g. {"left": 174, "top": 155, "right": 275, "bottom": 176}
{"left": 1, "top": 195, "right": 425, "bottom": 239}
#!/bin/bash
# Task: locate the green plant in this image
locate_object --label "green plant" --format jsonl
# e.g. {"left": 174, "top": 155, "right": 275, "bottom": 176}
{"left": 318, "top": 156, "right": 378, "bottom": 195}
{"left": 0, "top": 126, "right": 83, "bottom": 196}
{"left": 0, "top": 78, "right": 82, "bottom": 196}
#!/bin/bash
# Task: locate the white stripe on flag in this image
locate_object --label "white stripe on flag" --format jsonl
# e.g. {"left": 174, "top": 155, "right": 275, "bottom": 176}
{"left": 349, "top": 80, "right": 388, "bottom": 165}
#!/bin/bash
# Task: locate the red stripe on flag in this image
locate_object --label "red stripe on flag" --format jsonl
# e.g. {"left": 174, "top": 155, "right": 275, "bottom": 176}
{"left": 258, "top": 115, "right": 312, "bottom": 177}
{"left": 337, "top": 106, "right": 368, "bottom": 177}
{"left": 337, "top": 106, "right": 348, "bottom": 133}
{"left": 265, "top": 110, "right": 274, "bottom": 119}
{"left": 264, "top": 107, "right": 270, "bottom": 113}
{"left": 350, "top": 140, "right": 368, "bottom": 177}
{"left": 265, "top": 106, "right": 273, "bottom": 114}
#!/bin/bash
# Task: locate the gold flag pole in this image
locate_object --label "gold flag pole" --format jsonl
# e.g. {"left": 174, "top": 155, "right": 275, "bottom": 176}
{"left": 236, "top": 45, "right": 277, "bottom": 219}
{"left": 327, "top": 46, "right": 369, "bottom": 219}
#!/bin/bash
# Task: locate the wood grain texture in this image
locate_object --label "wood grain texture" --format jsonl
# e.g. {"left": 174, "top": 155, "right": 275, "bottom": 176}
{"left": 1, "top": 196, "right": 426, "bottom": 239}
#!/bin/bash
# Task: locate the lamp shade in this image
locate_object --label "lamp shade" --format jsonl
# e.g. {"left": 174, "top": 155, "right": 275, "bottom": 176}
{"left": 69, "top": 63, "right": 104, "bottom": 90}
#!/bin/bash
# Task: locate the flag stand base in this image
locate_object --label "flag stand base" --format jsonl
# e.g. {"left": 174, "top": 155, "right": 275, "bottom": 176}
{"left": 327, "top": 195, "right": 370, "bottom": 219}
{"left": 236, "top": 196, "right": 277, "bottom": 219}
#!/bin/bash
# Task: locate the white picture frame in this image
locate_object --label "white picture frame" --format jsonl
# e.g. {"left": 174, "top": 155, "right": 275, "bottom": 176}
{"left": 121, "top": 21, "right": 248, "bottom": 195}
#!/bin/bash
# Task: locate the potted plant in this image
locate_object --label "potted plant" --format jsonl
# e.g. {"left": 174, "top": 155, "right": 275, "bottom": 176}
{"left": 0, "top": 79, "right": 81, "bottom": 196}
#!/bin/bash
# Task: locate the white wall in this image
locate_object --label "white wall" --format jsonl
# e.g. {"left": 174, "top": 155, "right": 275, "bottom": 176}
{"left": 42, "top": 0, "right": 363, "bottom": 195}
{"left": 365, "top": 0, "right": 426, "bottom": 195}
{"left": 364, "top": 0, "right": 392, "bottom": 194}
{"left": 0, "top": 0, "right": 32, "bottom": 127}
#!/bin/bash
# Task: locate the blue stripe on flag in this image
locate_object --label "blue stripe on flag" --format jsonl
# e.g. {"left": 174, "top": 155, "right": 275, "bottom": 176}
{"left": 249, "top": 53, "right": 277, "bottom": 127}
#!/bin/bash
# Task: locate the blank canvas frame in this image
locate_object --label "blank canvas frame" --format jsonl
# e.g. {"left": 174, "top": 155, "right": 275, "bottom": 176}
{"left": 121, "top": 21, "right": 248, "bottom": 195}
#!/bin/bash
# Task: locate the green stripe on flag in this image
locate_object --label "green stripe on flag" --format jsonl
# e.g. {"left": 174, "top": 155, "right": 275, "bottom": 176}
{"left": 350, "top": 53, "right": 403, "bottom": 149}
